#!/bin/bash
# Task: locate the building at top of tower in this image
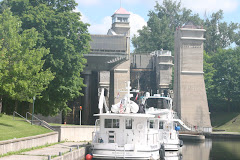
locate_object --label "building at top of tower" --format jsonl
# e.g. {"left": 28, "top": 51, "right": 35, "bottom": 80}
{"left": 108, "top": 7, "right": 130, "bottom": 36}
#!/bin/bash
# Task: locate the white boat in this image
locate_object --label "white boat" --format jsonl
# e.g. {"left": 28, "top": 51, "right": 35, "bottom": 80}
{"left": 91, "top": 82, "right": 160, "bottom": 159}
{"left": 142, "top": 93, "right": 191, "bottom": 152}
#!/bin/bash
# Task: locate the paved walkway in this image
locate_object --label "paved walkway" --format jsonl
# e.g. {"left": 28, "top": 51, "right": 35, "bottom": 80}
{"left": 0, "top": 142, "right": 87, "bottom": 160}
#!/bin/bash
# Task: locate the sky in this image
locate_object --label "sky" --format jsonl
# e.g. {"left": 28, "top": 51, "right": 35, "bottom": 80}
{"left": 75, "top": 0, "right": 240, "bottom": 51}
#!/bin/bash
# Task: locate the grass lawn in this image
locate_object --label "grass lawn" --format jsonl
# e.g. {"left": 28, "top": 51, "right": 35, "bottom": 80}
{"left": 211, "top": 112, "right": 240, "bottom": 132}
{"left": 0, "top": 114, "right": 52, "bottom": 141}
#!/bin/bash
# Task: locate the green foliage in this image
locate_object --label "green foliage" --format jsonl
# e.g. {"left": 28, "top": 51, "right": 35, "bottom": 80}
{"left": 132, "top": 0, "right": 202, "bottom": 53}
{"left": 203, "top": 51, "right": 216, "bottom": 97}
{"left": 0, "top": 9, "right": 54, "bottom": 105}
{"left": 0, "top": 0, "right": 91, "bottom": 115}
{"left": 204, "top": 10, "right": 239, "bottom": 53}
{"left": 204, "top": 48, "right": 240, "bottom": 112}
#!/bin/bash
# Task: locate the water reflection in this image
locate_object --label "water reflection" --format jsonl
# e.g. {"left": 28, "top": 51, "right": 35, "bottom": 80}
{"left": 162, "top": 139, "right": 240, "bottom": 160}
{"left": 181, "top": 139, "right": 212, "bottom": 160}
{"left": 94, "top": 139, "right": 240, "bottom": 160}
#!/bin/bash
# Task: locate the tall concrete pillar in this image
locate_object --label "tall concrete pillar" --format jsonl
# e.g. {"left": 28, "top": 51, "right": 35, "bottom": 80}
{"left": 109, "top": 60, "right": 130, "bottom": 106}
{"left": 155, "top": 51, "right": 173, "bottom": 95}
{"left": 173, "top": 23, "right": 212, "bottom": 132}
{"left": 82, "top": 71, "right": 92, "bottom": 125}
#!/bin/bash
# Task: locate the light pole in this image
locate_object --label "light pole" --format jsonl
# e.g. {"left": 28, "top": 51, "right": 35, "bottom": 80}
{"left": 31, "top": 96, "right": 36, "bottom": 125}
{"left": 79, "top": 106, "right": 82, "bottom": 125}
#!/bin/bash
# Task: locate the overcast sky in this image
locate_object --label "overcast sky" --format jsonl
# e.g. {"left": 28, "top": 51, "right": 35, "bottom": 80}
{"left": 76, "top": 0, "right": 240, "bottom": 50}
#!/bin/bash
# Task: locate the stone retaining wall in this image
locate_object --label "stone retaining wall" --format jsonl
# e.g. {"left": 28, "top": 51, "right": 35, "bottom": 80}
{"left": 52, "top": 147, "right": 85, "bottom": 160}
{"left": 205, "top": 132, "right": 240, "bottom": 139}
{"left": 0, "top": 132, "right": 58, "bottom": 155}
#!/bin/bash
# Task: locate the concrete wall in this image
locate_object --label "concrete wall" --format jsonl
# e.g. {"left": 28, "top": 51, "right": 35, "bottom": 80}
{"left": 52, "top": 125, "right": 95, "bottom": 142}
{"left": 0, "top": 132, "right": 58, "bottom": 155}
{"left": 131, "top": 54, "right": 153, "bottom": 69}
{"left": 53, "top": 147, "right": 85, "bottom": 160}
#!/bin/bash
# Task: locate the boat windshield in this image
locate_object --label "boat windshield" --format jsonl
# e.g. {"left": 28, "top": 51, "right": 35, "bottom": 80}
{"left": 145, "top": 98, "right": 170, "bottom": 109}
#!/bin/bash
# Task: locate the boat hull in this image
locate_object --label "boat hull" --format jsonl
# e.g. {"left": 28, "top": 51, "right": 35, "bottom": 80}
{"left": 93, "top": 149, "right": 160, "bottom": 159}
{"left": 92, "top": 143, "right": 160, "bottom": 159}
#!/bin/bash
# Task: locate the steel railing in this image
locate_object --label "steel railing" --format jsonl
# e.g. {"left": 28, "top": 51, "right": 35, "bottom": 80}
{"left": 26, "top": 112, "right": 54, "bottom": 130}
{"left": 13, "top": 111, "right": 31, "bottom": 123}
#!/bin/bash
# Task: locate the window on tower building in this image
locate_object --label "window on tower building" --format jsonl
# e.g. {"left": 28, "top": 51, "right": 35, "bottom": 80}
{"left": 117, "top": 17, "right": 123, "bottom": 22}
{"left": 123, "top": 18, "right": 128, "bottom": 22}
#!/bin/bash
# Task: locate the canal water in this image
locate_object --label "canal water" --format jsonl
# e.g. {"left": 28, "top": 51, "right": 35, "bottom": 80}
{"left": 164, "top": 139, "right": 240, "bottom": 160}
{"left": 94, "top": 139, "right": 240, "bottom": 160}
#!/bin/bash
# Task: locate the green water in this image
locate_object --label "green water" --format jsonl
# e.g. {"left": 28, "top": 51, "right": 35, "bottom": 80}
{"left": 175, "top": 139, "right": 240, "bottom": 160}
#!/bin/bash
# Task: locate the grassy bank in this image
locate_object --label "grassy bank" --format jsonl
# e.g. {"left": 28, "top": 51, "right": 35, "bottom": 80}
{"left": 211, "top": 112, "right": 240, "bottom": 132}
{"left": 0, "top": 114, "right": 52, "bottom": 141}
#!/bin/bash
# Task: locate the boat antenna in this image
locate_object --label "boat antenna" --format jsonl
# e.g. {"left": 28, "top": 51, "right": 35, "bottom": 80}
{"left": 120, "top": 0, "right": 122, "bottom": 7}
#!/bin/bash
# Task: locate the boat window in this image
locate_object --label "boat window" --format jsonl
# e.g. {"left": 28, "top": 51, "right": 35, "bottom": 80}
{"left": 159, "top": 121, "right": 164, "bottom": 129}
{"left": 149, "top": 120, "right": 155, "bottom": 129}
{"left": 125, "top": 118, "right": 132, "bottom": 129}
{"left": 104, "top": 119, "right": 120, "bottom": 128}
{"left": 113, "top": 119, "right": 119, "bottom": 128}
{"left": 105, "top": 119, "right": 112, "bottom": 128}
{"left": 145, "top": 98, "right": 164, "bottom": 109}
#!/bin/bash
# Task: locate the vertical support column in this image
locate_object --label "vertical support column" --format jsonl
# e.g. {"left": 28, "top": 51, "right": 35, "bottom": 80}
{"left": 109, "top": 60, "right": 130, "bottom": 106}
{"left": 173, "top": 24, "right": 212, "bottom": 132}
{"left": 82, "top": 71, "right": 91, "bottom": 125}
{"left": 155, "top": 51, "right": 173, "bottom": 96}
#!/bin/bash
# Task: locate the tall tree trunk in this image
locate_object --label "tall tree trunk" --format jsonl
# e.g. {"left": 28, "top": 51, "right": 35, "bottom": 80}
{"left": 0, "top": 95, "right": 2, "bottom": 114}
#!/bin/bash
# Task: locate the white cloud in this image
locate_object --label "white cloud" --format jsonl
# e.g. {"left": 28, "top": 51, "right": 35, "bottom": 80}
{"left": 83, "top": 11, "right": 147, "bottom": 37}
{"left": 129, "top": 12, "right": 147, "bottom": 38}
{"left": 73, "top": 8, "right": 91, "bottom": 23}
{"left": 76, "top": 0, "right": 100, "bottom": 6}
{"left": 80, "top": 13, "right": 91, "bottom": 24}
{"left": 181, "top": 0, "right": 239, "bottom": 13}
{"left": 88, "top": 16, "right": 112, "bottom": 34}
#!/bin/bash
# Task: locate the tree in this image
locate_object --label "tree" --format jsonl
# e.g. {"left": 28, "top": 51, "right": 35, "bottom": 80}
{"left": 203, "top": 51, "right": 216, "bottom": 93}
{"left": 0, "top": 9, "right": 54, "bottom": 113}
{"left": 0, "top": 33, "right": 7, "bottom": 114}
{"left": 204, "top": 10, "right": 239, "bottom": 53}
{"left": 132, "top": 0, "right": 202, "bottom": 53}
{"left": 212, "top": 48, "right": 240, "bottom": 111}
{"left": 204, "top": 48, "right": 240, "bottom": 112}
{"left": 0, "top": 0, "right": 91, "bottom": 115}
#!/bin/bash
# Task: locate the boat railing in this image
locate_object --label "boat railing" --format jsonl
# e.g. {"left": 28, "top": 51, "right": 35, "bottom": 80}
{"left": 181, "top": 118, "right": 204, "bottom": 133}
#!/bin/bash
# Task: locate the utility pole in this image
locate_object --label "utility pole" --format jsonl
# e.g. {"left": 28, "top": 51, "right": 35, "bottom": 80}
{"left": 31, "top": 96, "right": 36, "bottom": 125}
{"left": 79, "top": 106, "right": 82, "bottom": 125}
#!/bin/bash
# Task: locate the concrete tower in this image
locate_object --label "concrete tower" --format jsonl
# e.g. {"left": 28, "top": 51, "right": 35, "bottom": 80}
{"left": 108, "top": 7, "right": 130, "bottom": 36}
{"left": 108, "top": 7, "right": 131, "bottom": 106}
{"left": 173, "top": 23, "right": 212, "bottom": 132}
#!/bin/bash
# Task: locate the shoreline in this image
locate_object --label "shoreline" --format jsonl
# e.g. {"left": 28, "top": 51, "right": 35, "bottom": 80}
{"left": 179, "top": 131, "right": 240, "bottom": 142}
